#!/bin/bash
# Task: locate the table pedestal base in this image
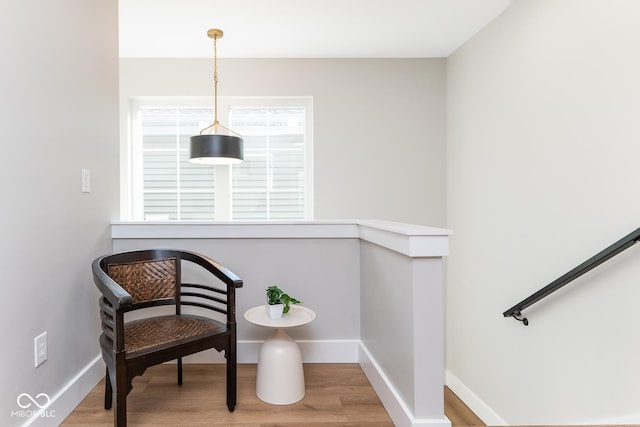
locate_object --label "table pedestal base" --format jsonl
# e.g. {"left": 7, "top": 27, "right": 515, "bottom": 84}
{"left": 256, "top": 328, "right": 305, "bottom": 405}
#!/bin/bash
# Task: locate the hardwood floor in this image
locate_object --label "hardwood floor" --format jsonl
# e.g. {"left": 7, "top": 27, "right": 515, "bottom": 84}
{"left": 445, "top": 386, "right": 485, "bottom": 426}
{"left": 62, "top": 364, "right": 482, "bottom": 426}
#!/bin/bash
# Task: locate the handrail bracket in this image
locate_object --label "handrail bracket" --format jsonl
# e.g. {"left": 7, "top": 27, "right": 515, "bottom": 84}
{"left": 510, "top": 311, "right": 529, "bottom": 326}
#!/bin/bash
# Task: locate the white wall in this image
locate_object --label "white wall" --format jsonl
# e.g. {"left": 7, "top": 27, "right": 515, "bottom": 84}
{"left": 119, "top": 58, "right": 447, "bottom": 227}
{"left": 447, "top": 0, "right": 640, "bottom": 424}
{"left": 0, "top": 2, "right": 119, "bottom": 426}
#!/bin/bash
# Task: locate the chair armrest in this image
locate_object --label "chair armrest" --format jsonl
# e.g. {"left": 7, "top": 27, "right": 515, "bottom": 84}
{"left": 181, "top": 250, "right": 244, "bottom": 289}
{"left": 92, "top": 257, "right": 133, "bottom": 310}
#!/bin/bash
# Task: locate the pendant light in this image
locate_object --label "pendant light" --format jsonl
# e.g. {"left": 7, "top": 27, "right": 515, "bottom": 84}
{"left": 189, "top": 29, "right": 243, "bottom": 165}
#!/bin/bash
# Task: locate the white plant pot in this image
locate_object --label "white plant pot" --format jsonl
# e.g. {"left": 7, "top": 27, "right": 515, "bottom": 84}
{"left": 266, "top": 303, "right": 284, "bottom": 319}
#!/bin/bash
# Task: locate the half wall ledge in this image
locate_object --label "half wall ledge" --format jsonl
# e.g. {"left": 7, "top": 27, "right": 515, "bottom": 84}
{"left": 110, "top": 219, "right": 452, "bottom": 257}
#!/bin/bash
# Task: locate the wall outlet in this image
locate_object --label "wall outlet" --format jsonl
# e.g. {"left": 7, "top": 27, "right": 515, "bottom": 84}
{"left": 34, "top": 332, "right": 47, "bottom": 367}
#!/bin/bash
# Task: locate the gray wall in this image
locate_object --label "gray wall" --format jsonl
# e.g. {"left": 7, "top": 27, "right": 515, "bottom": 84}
{"left": 119, "top": 58, "right": 447, "bottom": 227}
{"left": 447, "top": 0, "right": 640, "bottom": 424}
{"left": 0, "top": 2, "right": 119, "bottom": 426}
{"left": 112, "top": 236, "right": 361, "bottom": 344}
{"left": 360, "top": 242, "right": 446, "bottom": 420}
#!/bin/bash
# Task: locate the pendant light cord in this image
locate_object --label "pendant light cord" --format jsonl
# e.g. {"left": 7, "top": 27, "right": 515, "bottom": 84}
{"left": 198, "top": 29, "right": 241, "bottom": 138}
{"left": 213, "top": 34, "right": 219, "bottom": 125}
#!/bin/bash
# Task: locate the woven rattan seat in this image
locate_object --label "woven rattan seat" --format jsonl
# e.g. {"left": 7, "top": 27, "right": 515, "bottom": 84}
{"left": 124, "top": 315, "right": 225, "bottom": 355}
{"left": 92, "top": 249, "right": 243, "bottom": 427}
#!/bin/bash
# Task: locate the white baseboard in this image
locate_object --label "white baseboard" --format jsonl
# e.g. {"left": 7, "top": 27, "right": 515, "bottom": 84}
{"left": 359, "top": 343, "right": 451, "bottom": 427}
{"left": 24, "top": 355, "right": 104, "bottom": 427}
{"left": 291, "top": 339, "right": 360, "bottom": 363}
{"left": 445, "top": 370, "right": 507, "bottom": 426}
{"left": 583, "top": 413, "right": 640, "bottom": 425}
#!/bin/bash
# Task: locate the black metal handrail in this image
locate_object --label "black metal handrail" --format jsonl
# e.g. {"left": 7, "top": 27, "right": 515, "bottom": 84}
{"left": 503, "top": 226, "right": 640, "bottom": 325}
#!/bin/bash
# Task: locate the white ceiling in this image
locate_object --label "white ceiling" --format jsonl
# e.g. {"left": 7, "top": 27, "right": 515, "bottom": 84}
{"left": 119, "top": 0, "right": 511, "bottom": 58}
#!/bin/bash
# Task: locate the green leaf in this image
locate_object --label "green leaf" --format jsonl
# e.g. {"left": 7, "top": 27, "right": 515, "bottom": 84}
{"left": 265, "top": 285, "right": 300, "bottom": 311}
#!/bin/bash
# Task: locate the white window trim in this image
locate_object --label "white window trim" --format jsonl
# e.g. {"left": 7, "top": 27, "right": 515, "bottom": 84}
{"left": 122, "top": 96, "right": 313, "bottom": 221}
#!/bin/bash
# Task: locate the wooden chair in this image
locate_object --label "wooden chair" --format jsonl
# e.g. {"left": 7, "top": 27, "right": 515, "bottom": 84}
{"left": 91, "top": 249, "right": 243, "bottom": 427}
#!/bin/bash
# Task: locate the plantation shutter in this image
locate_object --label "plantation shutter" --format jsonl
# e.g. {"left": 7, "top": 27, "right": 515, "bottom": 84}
{"left": 141, "top": 108, "right": 216, "bottom": 220}
{"left": 230, "top": 107, "right": 306, "bottom": 220}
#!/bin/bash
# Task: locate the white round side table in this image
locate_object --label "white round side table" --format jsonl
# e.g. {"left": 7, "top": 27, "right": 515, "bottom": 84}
{"left": 244, "top": 305, "right": 316, "bottom": 405}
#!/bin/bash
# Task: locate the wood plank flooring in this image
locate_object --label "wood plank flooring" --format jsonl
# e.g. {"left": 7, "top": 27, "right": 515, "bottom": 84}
{"left": 62, "top": 363, "right": 482, "bottom": 426}
{"left": 445, "top": 386, "right": 485, "bottom": 427}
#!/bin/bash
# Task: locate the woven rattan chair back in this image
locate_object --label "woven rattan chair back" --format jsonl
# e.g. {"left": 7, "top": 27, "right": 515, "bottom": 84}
{"left": 106, "top": 257, "right": 177, "bottom": 305}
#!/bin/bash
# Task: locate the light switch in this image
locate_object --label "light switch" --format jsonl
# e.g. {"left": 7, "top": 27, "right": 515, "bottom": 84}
{"left": 81, "top": 169, "right": 91, "bottom": 193}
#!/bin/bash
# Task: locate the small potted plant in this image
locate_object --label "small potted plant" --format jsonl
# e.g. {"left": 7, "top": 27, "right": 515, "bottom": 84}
{"left": 266, "top": 285, "right": 301, "bottom": 319}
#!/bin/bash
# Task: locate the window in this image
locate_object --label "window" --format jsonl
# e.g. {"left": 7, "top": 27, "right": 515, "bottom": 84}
{"left": 230, "top": 107, "right": 307, "bottom": 220}
{"left": 128, "top": 97, "right": 312, "bottom": 221}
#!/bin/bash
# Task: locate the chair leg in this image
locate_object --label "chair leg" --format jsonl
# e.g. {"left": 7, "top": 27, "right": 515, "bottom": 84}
{"left": 226, "top": 349, "right": 237, "bottom": 412}
{"left": 114, "top": 386, "right": 127, "bottom": 427}
{"left": 104, "top": 367, "right": 113, "bottom": 410}
{"left": 114, "top": 357, "right": 128, "bottom": 427}
{"left": 177, "top": 357, "right": 183, "bottom": 386}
